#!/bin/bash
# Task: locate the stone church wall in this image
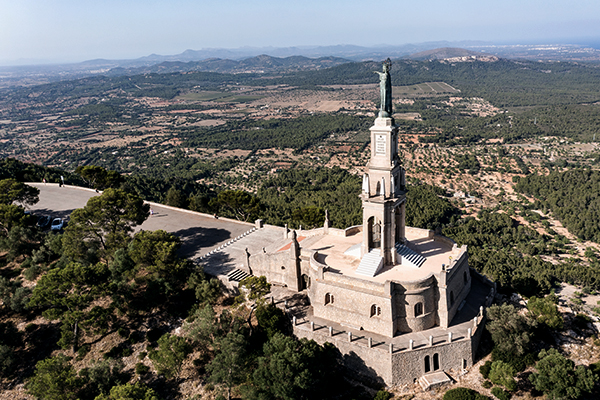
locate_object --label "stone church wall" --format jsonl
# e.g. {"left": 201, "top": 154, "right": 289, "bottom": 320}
{"left": 249, "top": 251, "right": 299, "bottom": 290}
{"left": 306, "top": 252, "right": 394, "bottom": 335}
{"left": 392, "top": 275, "right": 438, "bottom": 333}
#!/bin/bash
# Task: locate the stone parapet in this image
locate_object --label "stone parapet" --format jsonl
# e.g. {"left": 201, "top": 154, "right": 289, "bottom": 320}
{"left": 292, "top": 313, "right": 484, "bottom": 386}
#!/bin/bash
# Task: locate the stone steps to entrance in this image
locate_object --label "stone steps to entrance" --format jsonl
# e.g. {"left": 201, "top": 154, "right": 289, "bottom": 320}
{"left": 355, "top": 249, "right": 383, "bottom": 277}
{"left": 418, "top": 371, "right": 452, "bottom": 391}
{"left": 227, "top": 268, "right": 251, "bottom": 282}
{"left": 395, "top": 243, "right": 426, "bottom": 268}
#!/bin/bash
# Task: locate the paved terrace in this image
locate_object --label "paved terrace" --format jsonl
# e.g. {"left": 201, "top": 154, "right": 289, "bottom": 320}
{"left": 28, "top": 183, "right": 283, "bottom": 281}
{"left": 282, "top": 227, "right": 461, "bottom": 283}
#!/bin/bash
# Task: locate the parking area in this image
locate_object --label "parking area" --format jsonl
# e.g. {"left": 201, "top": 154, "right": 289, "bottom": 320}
{"left": 26, "top": 183, "right": 284, "bottom": 281}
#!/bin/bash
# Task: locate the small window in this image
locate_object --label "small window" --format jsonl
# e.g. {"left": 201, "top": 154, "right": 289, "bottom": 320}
{"left": 464, "top": 271, "right": 468, "bottom": 283}
{"left": 414, "top": 302, "right": 423, "bottom": 317}
{"left": 450, "top": 291, "right": 455, "bottom": 307}
{"left": 325, "top": 293, "right": 334, "bottom": 305}
{"left": 424, "top": 355, "right": 431, "bottom": 373}
{"left": 370, "top": 304, "right": 381, "bottom": 317}
{"left": 433, "top": 353, "right": 440, "bottom": 371}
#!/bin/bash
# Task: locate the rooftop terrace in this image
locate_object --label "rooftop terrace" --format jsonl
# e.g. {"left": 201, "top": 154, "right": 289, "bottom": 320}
{"left": 291, "top": 226, "right": 463, "bottom": 284}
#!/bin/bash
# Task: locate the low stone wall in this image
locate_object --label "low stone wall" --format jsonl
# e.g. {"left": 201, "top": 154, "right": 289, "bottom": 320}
{"left": 405, "top": 226, "right": 434, "bottom": 239}
{"left": 294, "top": 322, "right": 392, "bottom": 385}
{"left": 343, "top": 225, "right": 363, "bottom": 236}
{"left": 432, "top": 234, "right": 457, "bottom": 248}
{"left": 293, "top": 313, "right": 485, "bottom": 386}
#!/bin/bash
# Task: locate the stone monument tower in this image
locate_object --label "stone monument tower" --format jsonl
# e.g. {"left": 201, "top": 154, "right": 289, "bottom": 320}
{"left": 358, "top": 59, "right": 407, "bottom": 275}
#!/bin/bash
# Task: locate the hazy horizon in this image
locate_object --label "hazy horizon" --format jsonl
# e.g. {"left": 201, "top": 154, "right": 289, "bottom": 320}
{"left": 2, "top": 0, "right": 599, "bottom": 66}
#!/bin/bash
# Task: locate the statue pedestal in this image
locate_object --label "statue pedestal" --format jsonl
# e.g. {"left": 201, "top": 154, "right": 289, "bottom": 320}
{"left": 374, "top": 117, "right": 394, "bottom": 127}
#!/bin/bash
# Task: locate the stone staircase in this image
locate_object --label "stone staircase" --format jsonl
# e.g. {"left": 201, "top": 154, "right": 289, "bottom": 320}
{"left": 395, "top": 243, "right": 426, "bottom": 268}
{"left": 196, "top": 226, "right": 257, "bottom": 262}
{"left": 418, "top": 371, "right": 452, "bottom": 390}
{"left": 355, "top": 249, "right": 383, "bottom": 277}
{"left": 227, "top": 268, "right": 251, "bottom": 283}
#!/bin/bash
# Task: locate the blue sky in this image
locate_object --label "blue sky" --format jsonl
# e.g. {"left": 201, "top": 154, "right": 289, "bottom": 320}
{"left": 1, "top": 0, "right": 599, "bottom": 65}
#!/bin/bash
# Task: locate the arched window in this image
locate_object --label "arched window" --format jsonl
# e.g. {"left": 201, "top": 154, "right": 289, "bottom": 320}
{"left": 450, "top": 291, "right": 455, "bottom": 307}
{"left": 376, "top": 181, "right": 381, "bottom": 195}
{"left": 370, "top": 304, "right": 381, "bottom": 317}
{"left": 325, "top": 293, "right": 334, "bottom": 305}
{"left": 433, "top": 353, "right": 440, "bottom": 371}
{"left": 424, "top": 355, "right": 431, "bottom": 373}
{"left": 414, "top": 302, "right": 423, "bottom": 317}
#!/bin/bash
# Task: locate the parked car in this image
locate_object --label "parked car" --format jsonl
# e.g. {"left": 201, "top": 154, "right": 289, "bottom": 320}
{"left": 36, "top": 215, "right": 52, "bottom": 229}
{"left": 50, "top": 218, "right": 64, "bottom": 231}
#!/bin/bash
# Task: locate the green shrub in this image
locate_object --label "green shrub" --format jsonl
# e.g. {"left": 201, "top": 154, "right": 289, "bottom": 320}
{"left": 0, "top": 345, "right": 15, "bottom": 375}
{"left": 482, "top": 380, "right": 492, "bottom": 389}
{"left": 491, "top": 387, "right": 511, "bottom": 400}
{"left": 24, "top": 264, "right": 41, "bottom": 281}
{"left": 590, "top": 361, "right": 600, "bottom": 377}
{"left": 491, "top": 348, "right": 535, "bottom": 372}
{"left": 443, "top": 387, "right": 488, "bottom": 400}
{"left": 76, "top": 344, "right": 91, "bottom": 360}
{"left": 135, "top": 363, "right": 150, "bottom": 375}
{"left": 373, "top": 390, "right": 392, "bottom": 400}
{"left": 138, "top": 351, "right": 147, "bottom": 360}
{"left": 480, "top": 360, "right": 492, "bottom": 379}
{"left": 489, "top": 361, "right": 517, "bottom": 391}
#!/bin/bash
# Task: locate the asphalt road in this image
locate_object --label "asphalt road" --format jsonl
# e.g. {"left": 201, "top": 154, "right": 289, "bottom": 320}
{"left": 27, "top": 183, "right": 284, "bottom": 281}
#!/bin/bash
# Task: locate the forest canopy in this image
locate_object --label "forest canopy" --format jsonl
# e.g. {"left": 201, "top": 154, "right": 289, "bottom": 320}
{"left": 515, "top": 169, "right": 600, "bottom": 243}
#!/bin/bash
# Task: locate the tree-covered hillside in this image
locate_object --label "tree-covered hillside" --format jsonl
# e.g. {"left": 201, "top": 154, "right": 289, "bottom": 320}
{"left": 515, "top": 169, "right": 600, "bottom": 243}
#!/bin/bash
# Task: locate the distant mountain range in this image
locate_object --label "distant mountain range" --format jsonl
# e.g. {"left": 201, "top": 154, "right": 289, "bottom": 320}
{"left": 105, "top": 55, "right": 352, "bottom": 76}
{"left": 1, "top": 42, "right": 600, "bottom": 87}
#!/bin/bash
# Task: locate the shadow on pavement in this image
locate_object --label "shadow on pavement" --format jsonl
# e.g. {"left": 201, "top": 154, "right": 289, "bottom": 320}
{"left": 174, "top": 226, "right": 232, "bottom": 257}
{"left": 31, "top": 208, "right": 77, "bottom": 220}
